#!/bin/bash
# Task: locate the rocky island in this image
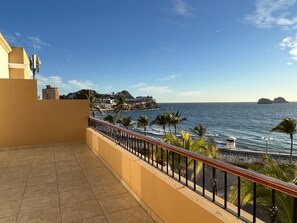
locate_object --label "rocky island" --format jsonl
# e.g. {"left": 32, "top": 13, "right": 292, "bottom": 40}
{"left": 257, "top": 97, "right": 289, "bottom": 104}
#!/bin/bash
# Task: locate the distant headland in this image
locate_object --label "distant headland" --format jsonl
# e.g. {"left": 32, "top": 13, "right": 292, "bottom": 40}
{"left": 60, "top": 89, "right": 159, "bottom": 110}
{"left": 257, "top": 97, "right": 289, "bottom": 104}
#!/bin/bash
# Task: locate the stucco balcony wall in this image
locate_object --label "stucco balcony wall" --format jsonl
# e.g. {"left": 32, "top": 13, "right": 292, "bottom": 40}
{"left": 86, "top": 128, "right": 243, "bottom": 223}
{"left": 0, "top": 79, "right": 89, "bottom": 148}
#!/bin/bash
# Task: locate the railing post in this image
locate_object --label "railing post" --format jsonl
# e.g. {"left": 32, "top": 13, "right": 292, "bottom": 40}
{"left": 293, "top": 197, "right": 297, "bottom": 223}
{"left": 224, "top": 171, "right": 227, "bottom": 209}
{"left": 193, "top": 160, "right": 196, "bottom": 191}
{"left": 202, "top": 163, "right": 205, "bottom": 196}
{"left": 185, "top": 157, "right": 188, "bottom": 186}
{"left": 237, "top": 177, "right": 241, "bottom": 217}
{"left": 253, "top": 182, "right": 256, "bottom": 223}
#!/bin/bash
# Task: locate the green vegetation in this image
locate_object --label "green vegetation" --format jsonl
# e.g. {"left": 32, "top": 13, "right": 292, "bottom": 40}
{"left": 162, "top": 131, "right": 220, "bottom": 179}
{"left": 150, "top": 113, "right": 168, "bottom": 134}
{"left": 137, "top": 115, "right": 149, "bottom": 135}
{"left": 116, "top": 116, "right": 134, "bottom": 129}
{"left": 271, "top": 117, "right": 296, "bottom": 157}
{"left": 85, "top": 90, "right": 103, "bottom": 117}
{"left": 170, "top": 111, "right": 187, "bottom": 135}
{"left": 150, "top": 112, "right": 186, "bottom": 135}
{"left": 190, "top": 124, "right": 207, "bottom": 138}
{"left": 229, "top": 155, "right": 297, "bottom": 223}
{"left": 113, "top": 94, "right": 128, "bottom": 117}
{"left": 103, "top": 114, "right": 116, "bottom": 124}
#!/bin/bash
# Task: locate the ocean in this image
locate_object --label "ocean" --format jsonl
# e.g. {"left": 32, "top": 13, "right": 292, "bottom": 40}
{"left": 96, "top": 102, "right": 297, "bottom": 155}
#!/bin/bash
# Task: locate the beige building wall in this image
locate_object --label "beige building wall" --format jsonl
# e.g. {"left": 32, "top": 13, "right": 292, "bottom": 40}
{"left": 9, "top": 47, "right": 32, "bottom": 79}
{"left": 0, "top": 33, "right": 32, "bottom": 80}
{"left": 0, "top": 33, "right": 11, "bottom": 79}
{"left": 0, "top": 79, "right": 89, "bottom": 148}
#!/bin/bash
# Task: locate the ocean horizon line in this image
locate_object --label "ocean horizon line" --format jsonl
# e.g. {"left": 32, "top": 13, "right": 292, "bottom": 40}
{"left": 157, "top": 101, "right": 297, "bottom": 104}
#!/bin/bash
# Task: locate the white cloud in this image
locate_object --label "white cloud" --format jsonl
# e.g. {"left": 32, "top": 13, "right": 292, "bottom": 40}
{"left": 179, "top": 91, "right": 203, "bottom": 97}
{"left": 2, "top": 31, "right": 50, "bottom": 50}
{"left": 279, "top": 34, "right": 297, "bottom": 61}
{"left": 172, "top": 0, "right": 194, "bottom": 17}
{"left": 3, "top": 34, "right": 16, "bottom": 43}
{"left": 245, "top": 0, "right": 297, "bottom": 29}
{"left": 158, "top": 74, "right": 179, "bottom": 81}
{"left": 132, "top": 82, "right": 147, "bottom": 88}
{"left": 37, "top": 75, "right": 95, "bottom": 94}
{"left": 132, "top": 82, "right": 171, "bottom": 94}
{"left": 139, "top": 86, "right": 171, "bottom": 94}
{"left": 27, "top": 36, "right": 50, "bottom": 50}
{"left": 67, "top": 80, "right": 94, "bottom": 89}
{"left": 14, "top": 32, "right": 22, "bottom": 37}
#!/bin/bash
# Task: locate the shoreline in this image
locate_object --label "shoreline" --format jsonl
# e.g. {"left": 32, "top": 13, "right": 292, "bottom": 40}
{"left": 219, "top": 148, "right": 297, "bottom": 164}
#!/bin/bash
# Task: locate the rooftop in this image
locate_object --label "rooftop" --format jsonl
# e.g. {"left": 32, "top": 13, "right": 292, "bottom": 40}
{"left": 0, "top": 143, "right": 154, "bottom": 223}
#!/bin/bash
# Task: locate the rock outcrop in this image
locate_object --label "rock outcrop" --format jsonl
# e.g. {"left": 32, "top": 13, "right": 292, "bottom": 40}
{"left": 257, "top": 98, "right": 273, "bottom": 104}
{"left": 257, "top": 97, "right": 289, "bottom": 104}
{"left": 273, "top": 97, "right": 289, "bottom": 103}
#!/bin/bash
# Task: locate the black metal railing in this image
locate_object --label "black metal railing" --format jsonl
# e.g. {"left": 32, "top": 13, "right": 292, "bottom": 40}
{"left": 89, "top": 117, "right": 297, "bottom": 223}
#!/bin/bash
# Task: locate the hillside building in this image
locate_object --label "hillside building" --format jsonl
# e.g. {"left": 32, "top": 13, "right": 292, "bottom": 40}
{"left": 42, "top": 85, "right": 59, "bottom": 100}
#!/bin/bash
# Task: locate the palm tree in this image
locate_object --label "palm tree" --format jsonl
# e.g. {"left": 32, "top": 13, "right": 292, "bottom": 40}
{"left": 104, "top": 114, "right": 116, "bottom": 124}
{"left": 190, "top": 124, "right": 207, "bottom": 138}
{"left": 113, "top": 94, "right": 127, "bottom": 117}
{"left": 164, "top": 112, "right": 174, "bottom": 133}
{"left": 85, "top": 90, "right": 103, "bottom": 117}
{"left": 162, "top": 131, "right": 220, "bottom": 179}
{"left": 229, "top": 155, "right": 297, "bottom": 223}
{"left": 116, "top": 116, "right": 134, "bottom": 129}
{"left": 271, "top": 118, "right": 296, "bottom": 157}
{"left": 170, "top": 111, "right": 187, "bottom": 135}
{"left": 137, "top": 115, "right": 149, "bottom": 135}
{"left": 150, "top": 113, "right": 168, "bottom": 134}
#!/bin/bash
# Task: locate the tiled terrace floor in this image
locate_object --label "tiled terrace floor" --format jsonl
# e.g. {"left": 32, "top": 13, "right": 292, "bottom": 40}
{"left": 0, "top": 143, "right": 154, "bottom": 223}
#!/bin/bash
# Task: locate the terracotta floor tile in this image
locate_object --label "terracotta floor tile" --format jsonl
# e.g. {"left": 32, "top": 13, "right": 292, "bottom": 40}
{"left": 27, "top": 175, "right": 56, "bottom": 186}
{"left": 24, "top": 183, "right": 58, "bottom": 198}
{"left": 0, "top": 200, "right": 21, "bottom": 218}
{"left": 105, "top": 206, "right": 154, "bottom": 223}
{"left": 19, "top": 195, "right": 59, "bottom": 215}
{"left": 91, "top": 183, "right": 127, "bottom": 199}
{"left": 59, "top": 187, "right": 95, "bottom": 205}
{"left": 61, "top": 199, "right": 103, "bottom": 223}
{"left": 87, "top": 174, "right": 118, "bottom": 187}
{"left": 82, "top": 215, "right": 107, "bottom": 223}
{"left": 58, "top": 179, "right": 90, "bottom": 192}
{"left": 97, "top": 193, "right": 139, "bottom": 214}
{"left": 17, "top": 207, "right": 61, "bottom": 223}
{"left": 0, "top": 215, "right": 17, "bottom": 223}
{"left": 0, "top": 187, "right": 25, "bottom": 202}
{"left": 3, "top": 164, "right": 31, "bottom": 175}
{"left": 57, "top": 171, "right": 86, "bottom": 184}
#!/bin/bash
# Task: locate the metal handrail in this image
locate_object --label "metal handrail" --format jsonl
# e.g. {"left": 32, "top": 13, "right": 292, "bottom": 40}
{"left": 89, "top": 116, "right": 297, "bottom": 222}
{"left": 89, "top": 117, "right": 297, "bottom": 198}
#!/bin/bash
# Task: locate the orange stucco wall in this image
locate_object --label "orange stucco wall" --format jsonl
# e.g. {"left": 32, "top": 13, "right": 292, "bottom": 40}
{"left": 86, "top": 128, "right": 243, "bottom": 223}
{"left": 0, "top": 79, "right": 89, "bottom": 148}
{"left": 9, "top": 68, "right": 27, "bottom": 79}
{"left": 8, "top": 47, "right": 29, "bottom": 64}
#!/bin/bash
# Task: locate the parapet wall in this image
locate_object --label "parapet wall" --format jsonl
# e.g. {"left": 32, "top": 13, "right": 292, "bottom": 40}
{"left": 0, "top": 79, "right": 89, "bottom": 148}
{"left": 86, "top": 128, "right": 243, "bottom": 223}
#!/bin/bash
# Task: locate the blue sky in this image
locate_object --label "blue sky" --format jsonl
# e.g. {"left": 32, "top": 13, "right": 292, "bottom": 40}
{"left": 1, "top": 0, "right": 297, "bottom": 102}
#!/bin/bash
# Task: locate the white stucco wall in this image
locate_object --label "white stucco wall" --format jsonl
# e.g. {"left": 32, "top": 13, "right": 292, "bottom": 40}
{"left": 0, "top": 45, "right": 9, "bottom": 79}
